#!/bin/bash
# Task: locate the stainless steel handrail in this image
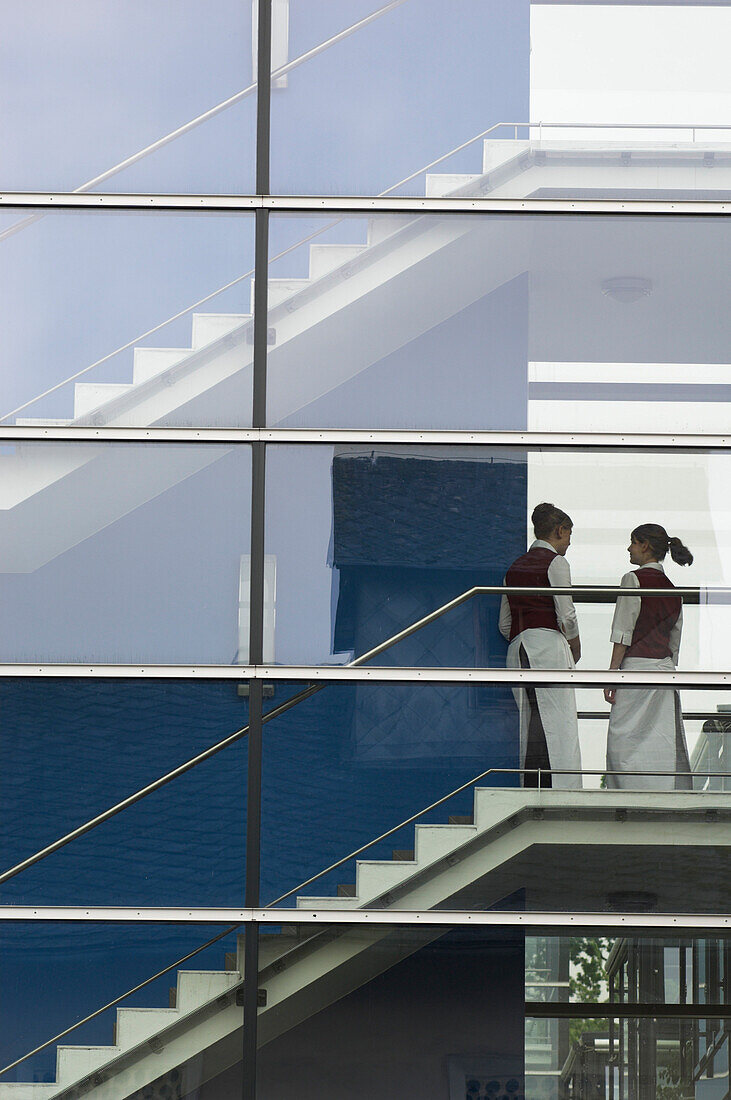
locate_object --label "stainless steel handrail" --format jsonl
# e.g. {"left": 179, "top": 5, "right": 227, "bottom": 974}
{"left": 0, "top": 583, "right": 725, "bottom": 887}
{"left": 3, "top": 764, "right": 729, "bottom": 1078}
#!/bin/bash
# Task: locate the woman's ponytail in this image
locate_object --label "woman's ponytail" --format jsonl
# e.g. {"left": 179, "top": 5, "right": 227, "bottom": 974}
{"left": 668, "top": 536, "right": 694, "bottom": 567}
{"left": 632, "top": 523, "right": 694, "bottom": 566}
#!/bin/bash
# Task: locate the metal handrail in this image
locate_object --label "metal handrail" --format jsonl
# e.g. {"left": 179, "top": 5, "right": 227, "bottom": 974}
{"left": 3, "top": 763, "right": 729, "bottom": 1079}
{"left": 0, "top": 583, "right": 726, "bottom": 887}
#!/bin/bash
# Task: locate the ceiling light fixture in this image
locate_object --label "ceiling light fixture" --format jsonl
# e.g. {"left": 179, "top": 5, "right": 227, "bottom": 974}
{"left": 601, "top": 276, "right": 653, "bottom": 304}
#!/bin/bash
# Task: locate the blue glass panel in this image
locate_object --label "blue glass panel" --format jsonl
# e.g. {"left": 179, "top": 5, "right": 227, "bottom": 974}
{"left": 0, "top": 212, "right": 254, "bottom": 427}
{"left": 261, "top": 680, "right": 731, "bottom": 914}
{"left": 0, "top": 443, "right": 251, "bottom": 663}
{"left": 266, "top": 214, "right": 731, "bottom": 431}
{"left": 0, "top": 680, "right": 247, "bottom": 906}
{"left": 0, "top": 921, "right": 237, "bottom": 1090}
{"left": 0, "top": 1, "right": 254, "bottom": 193}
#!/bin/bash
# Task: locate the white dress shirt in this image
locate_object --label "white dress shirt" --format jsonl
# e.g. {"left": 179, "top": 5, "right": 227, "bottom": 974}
{"left": 499, "top": 539, "right": 580, "bottom": 642}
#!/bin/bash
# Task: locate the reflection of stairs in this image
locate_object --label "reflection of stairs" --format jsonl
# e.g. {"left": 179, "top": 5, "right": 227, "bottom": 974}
{"left": 6, "top": 137, "right": 727, "bottom": 572}
{"left": 1, "top": 789, "right": 727, "bottom": 1099}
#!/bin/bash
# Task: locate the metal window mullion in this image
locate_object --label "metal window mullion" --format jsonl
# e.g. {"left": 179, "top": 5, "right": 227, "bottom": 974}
{"left": 243, "top": 0, "right": 272, "bottom": 1094}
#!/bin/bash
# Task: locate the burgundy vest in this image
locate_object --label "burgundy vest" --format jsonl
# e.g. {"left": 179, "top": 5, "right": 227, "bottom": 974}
{"left": 505, "top": 546, "right": 560, "bottom": 641}
{"left": 625, "top": 567, "right": 681, "bottom": 660}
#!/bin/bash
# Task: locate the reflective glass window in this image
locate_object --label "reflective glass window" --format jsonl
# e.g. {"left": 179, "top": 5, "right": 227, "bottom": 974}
{"left": 0, "top": 2, "right": 255, "bottom": 193}
{"left": 265, "top": 443, "right": 731, "bottom": 672}
{"left": 0, "top": 211, "right": 255, "bottom": 428}
{"left": 0, "top": 442, "right": 251, "bottom": 663}
{"left": 266, "top": 214, "right": 731, "bottom": 430}
{"left": 0, "top": 920, "right": 239, "bottom": 1094}
{"left": 261, "top": 680, "right": 731, "bottom": 914}
{"left": 0, "top": 680, "right": 247, "bottom": 907}
{"left": 270, "top": 1, "right": 731, "bottom": 199}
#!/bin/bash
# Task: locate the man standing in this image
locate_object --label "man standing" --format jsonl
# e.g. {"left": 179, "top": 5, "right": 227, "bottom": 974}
{"left": 499, "top": 502, "right": 583, "bottom": 789}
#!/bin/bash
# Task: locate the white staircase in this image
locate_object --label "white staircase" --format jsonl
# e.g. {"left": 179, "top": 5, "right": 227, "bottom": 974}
{"left": 1, "top": 788, "right": 728, "bottom": 1099}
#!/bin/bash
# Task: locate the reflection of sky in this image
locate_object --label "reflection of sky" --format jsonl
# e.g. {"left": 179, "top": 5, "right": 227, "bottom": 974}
{"left": 0, "top": 0, "right": 255, "bottom": 192}
{"left": 0, "top": 0, "right": 527, "bottom": 419}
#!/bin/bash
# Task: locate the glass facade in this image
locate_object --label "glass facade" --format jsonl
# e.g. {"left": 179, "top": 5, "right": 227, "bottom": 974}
{"left": 1, "top": 3, "right": 729, "bottom": 1099}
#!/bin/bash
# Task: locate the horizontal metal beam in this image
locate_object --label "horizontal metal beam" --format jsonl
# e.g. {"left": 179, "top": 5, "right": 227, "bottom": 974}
{"left": 0, "top": 194, "right": 730, "bottom": 215}
{"left": 527, "top": 1002, "right": 731, "bottom": 1019}
{"left": 2, "top": 426, "right": 731, "bottom": 448}
{"left": 1, "top": 664, "right": 730, "bottom": 685}
{"left": 0, "top": 907, "right": 728, "bottom": 930}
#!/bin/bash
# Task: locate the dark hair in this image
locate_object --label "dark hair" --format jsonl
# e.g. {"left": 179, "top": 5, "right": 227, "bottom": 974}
{"left": 632, "top": 523, "right": 694, "bottom": 567}
{"left": 532, "top": 502, "right": 573, "bottom": 540}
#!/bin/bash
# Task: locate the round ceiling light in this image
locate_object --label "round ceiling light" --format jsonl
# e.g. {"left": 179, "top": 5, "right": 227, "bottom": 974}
{"left": 601, "top": 276, "right": 653, "bottom": 304}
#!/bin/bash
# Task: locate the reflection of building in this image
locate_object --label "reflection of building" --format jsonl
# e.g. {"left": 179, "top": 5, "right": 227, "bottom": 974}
{"left": 557, "top": 937, "right": 730, "bottom": 1100}
{"left": 332, "top": 451, "right": 524, "bottom": 762}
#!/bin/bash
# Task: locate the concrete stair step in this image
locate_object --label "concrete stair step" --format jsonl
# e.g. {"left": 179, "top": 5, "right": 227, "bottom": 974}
{"left": 296, "top": 893, "right": 359, "bottom": 909}
{"left": 73, "top": 382, "right": 132, "bottom": 419}
{"left": 132, "top": 347, "right": 189, "bottom": 385}
{"left": 115, "top": 1006, "right": 178, "bottom": 1051}
{"left": 414, "top": 823, "right": 477, "bottom": 865}
{"left": 448, "top": 814, "right": 474, "bottom": 825}
{"left": 0, "top": 1087, "right": 58, "bottom": 1099}
{"left": 392, "top": 849, "right": 414, "bottom": 861}
{"left": 175, "top": 970, "right": 240, "bottom": 1015}
{"left": 483, "top": 138, "right": 530, "bottom": 174}
{"left": 308, "top": 244, "right": 367, "bottom": 281}
{"left": 250, "top": 278, "right": 310, "bottom": 313}
{"left": 191, "top": 313, "right": 251, "bottom": 349}
{"left": 355, "top": 858, "right": 416, "bottom": 901}
{"left": 366, "top": 214, "right": 413, "bottom": 247}
{"left": 14, "top": 418, "right": 73, "bottom": 426}
{"left": 56, "top": 1044, "right": 115, "bottom": 1088}
{"left": 425, "top": 172, "right": 482, "bottom": 197}
{"left": 337, "top": 883, "right": 356, "bottom": 897}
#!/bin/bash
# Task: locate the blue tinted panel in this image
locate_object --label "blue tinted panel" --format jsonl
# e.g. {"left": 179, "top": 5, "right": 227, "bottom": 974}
{"left": 0, "top": 443, "right": 251, "bottom": 664}
{"left": 0, "top": 680, "right": 247, "bottom": 906}
{"left": 261, "top": 680, "right": 731, "bottom": 914}
{"left": 266, "top": 214, "right": 731, "bottom": 431}
{"left": 0, "top": 921, "right": 237, "bottom": 1091}
{"left": 0, "top": 2, "right": 255, "bottom": 193}
{"left": 0, "top": 212, "right": 254, "bottom": 427}
{"left": 272, "top": 1, "right": 731, "bottom": 200}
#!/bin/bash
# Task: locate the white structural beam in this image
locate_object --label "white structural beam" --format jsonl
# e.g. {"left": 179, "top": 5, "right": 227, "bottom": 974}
{"left": 0, "top": 664, "right": 729, "bottom": 684}
{"left": 0, "top": 193, "right": 730, "bottom": 214}
{"left": 0, "top": 907, "right": 728, "bottom": 930}
{"left": 2, "top": 428, "right": 731, "bottom": 447}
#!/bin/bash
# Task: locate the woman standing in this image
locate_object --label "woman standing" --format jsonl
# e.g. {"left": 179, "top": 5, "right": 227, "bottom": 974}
{"left": 604, "top": 523, "right": 693, "bottom": 790}
{"left": 499, "top": 502, "right": 583, "bottom": 790}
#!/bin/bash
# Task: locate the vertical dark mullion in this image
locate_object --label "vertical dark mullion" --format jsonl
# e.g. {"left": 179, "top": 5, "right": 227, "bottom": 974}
{"left": 243, "top": 2, "right": 273, "bottom": 1098}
